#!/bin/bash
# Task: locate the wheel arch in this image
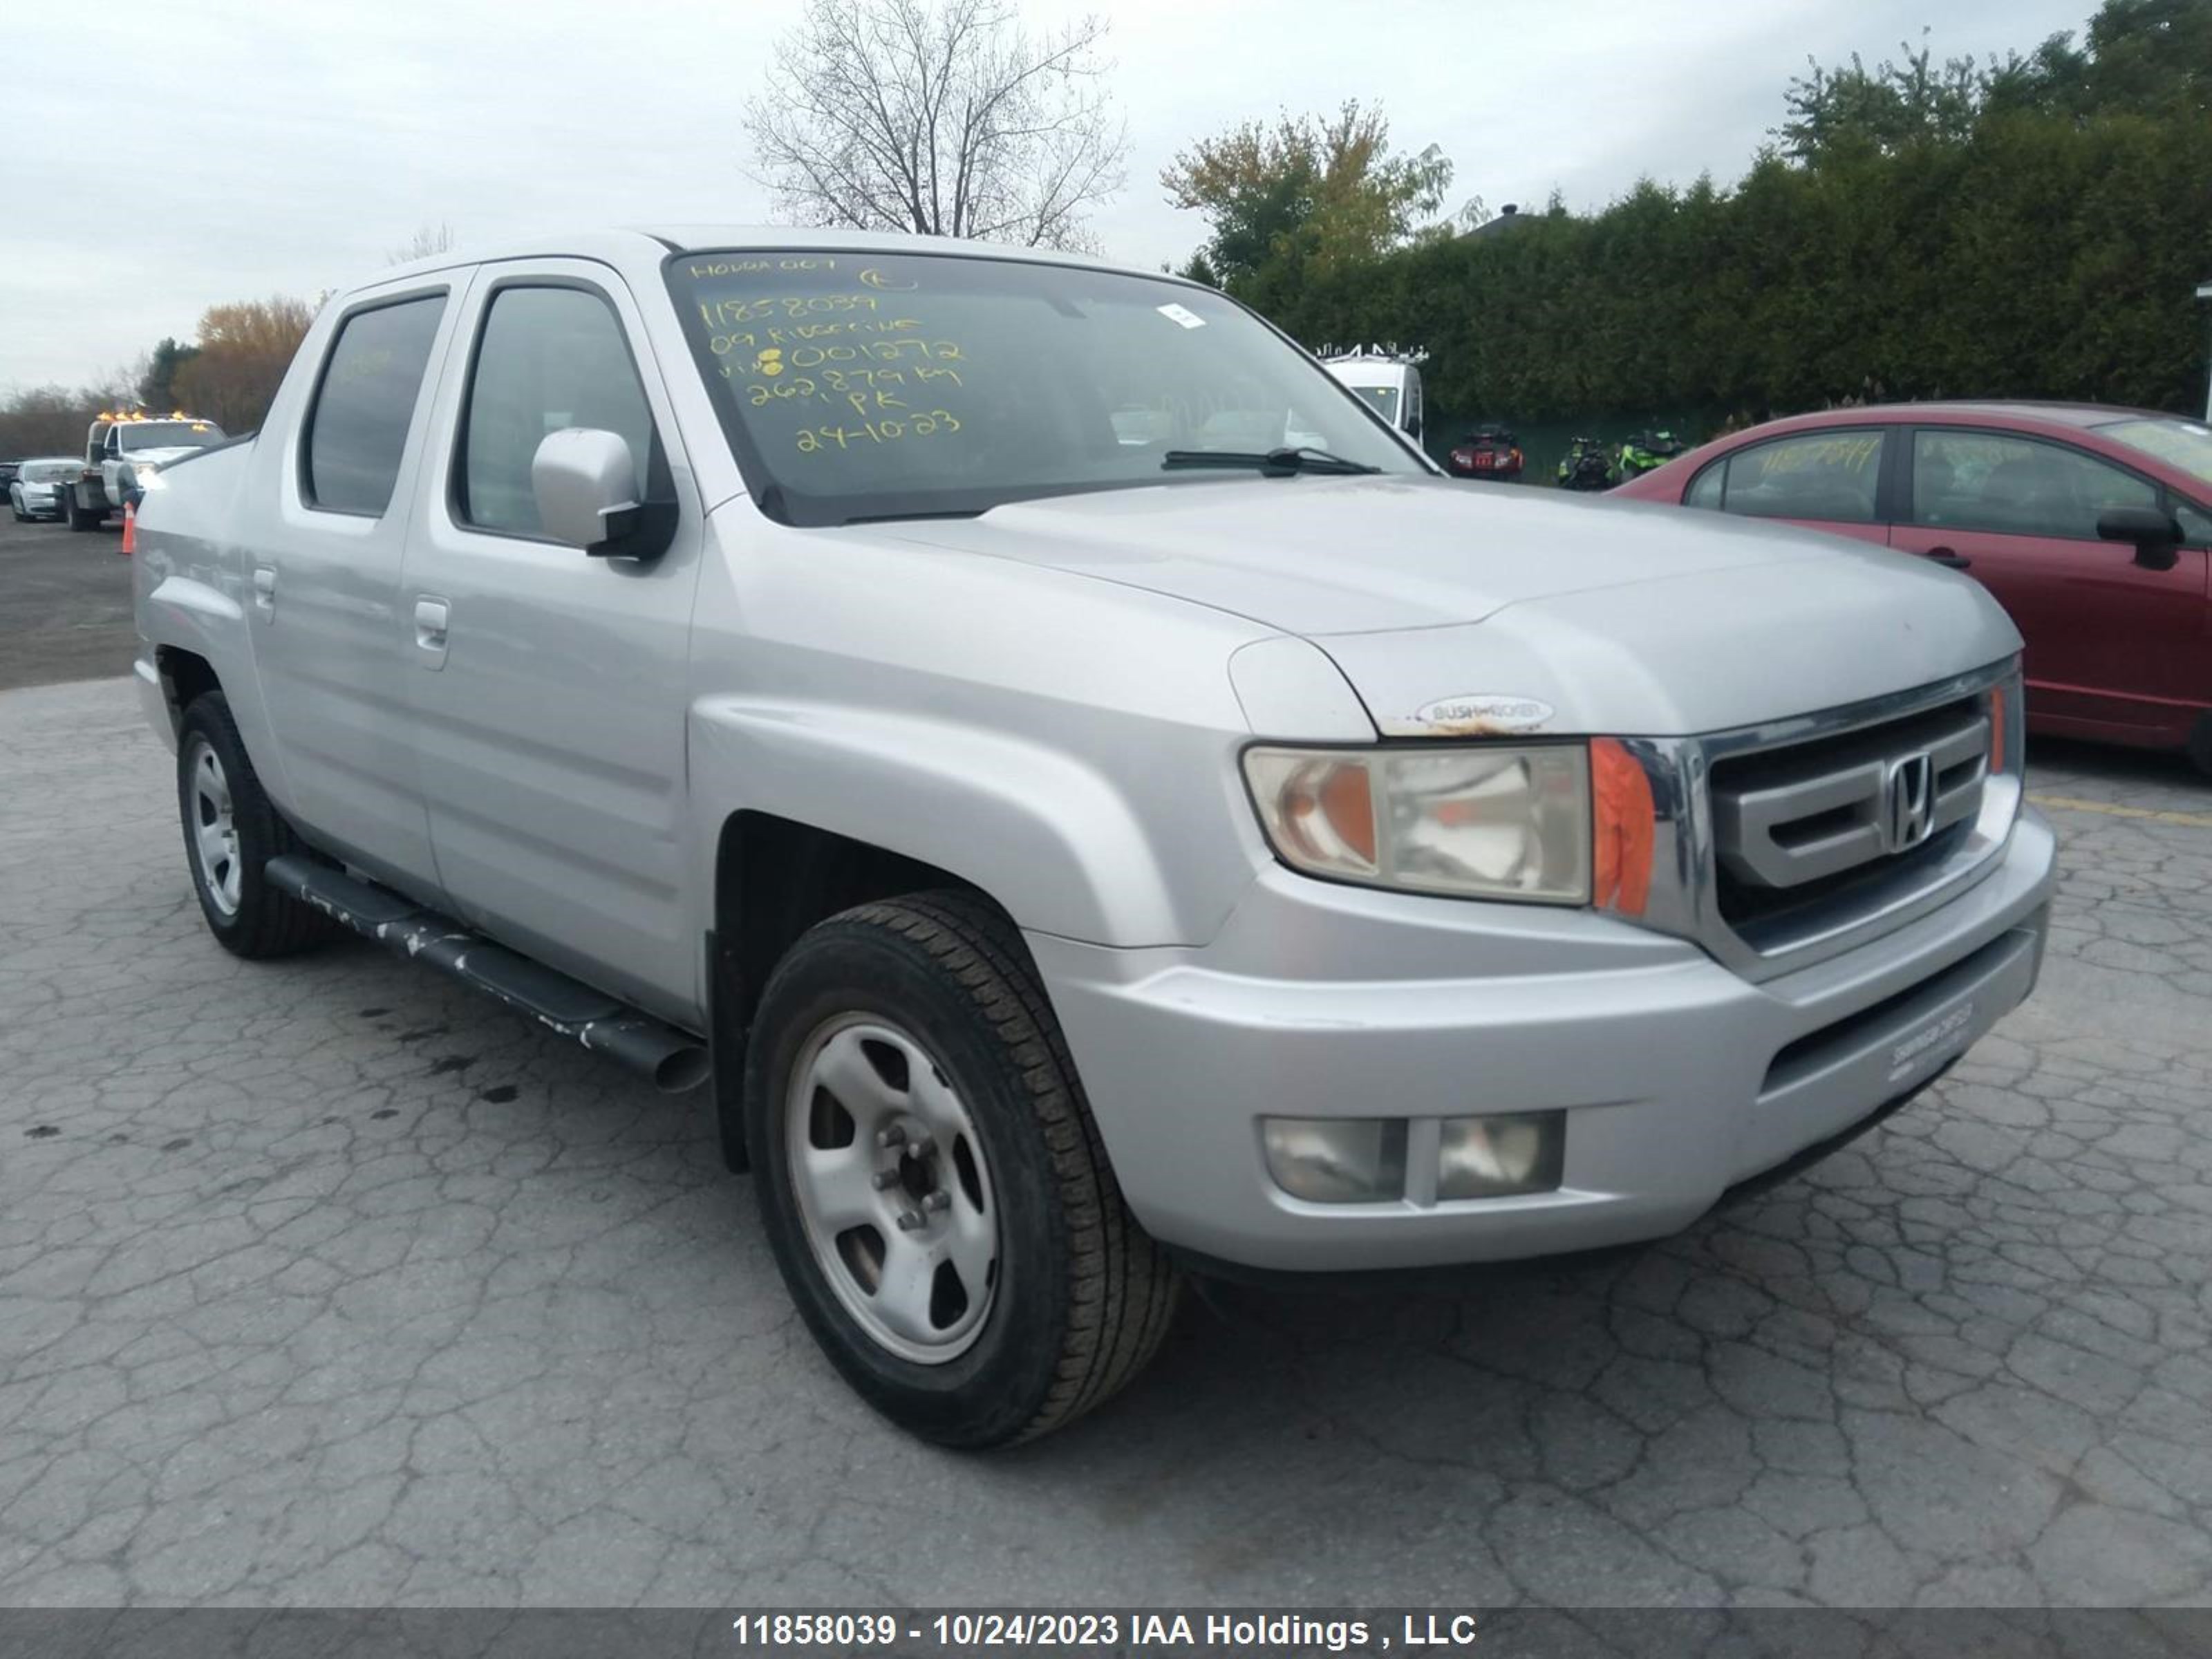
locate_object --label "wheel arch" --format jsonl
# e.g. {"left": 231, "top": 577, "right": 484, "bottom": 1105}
{"left": 152, "top": 644, "right": 222, "bottom": 734}
{"left": 708, "top": 808, "right": 1001, "bottom": 1173}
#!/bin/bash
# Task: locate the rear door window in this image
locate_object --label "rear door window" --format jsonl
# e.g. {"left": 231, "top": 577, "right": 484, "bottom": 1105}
{"left": 1714, "top": 430, "right": 1886, "bottom": 522}
{"left": 1911, "top": 429, "right": 2157, "bottom": 541}
{"left": 303, "top": 295, "right": 449, "bottom": 516}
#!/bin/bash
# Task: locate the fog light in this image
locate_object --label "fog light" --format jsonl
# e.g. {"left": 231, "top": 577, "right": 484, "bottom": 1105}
{"left": 1262, "top": 1117, "right": 1408, "bottom": 1203}
{"left": 1438, "top": 1112, "right": 1565, "bottom": 1199}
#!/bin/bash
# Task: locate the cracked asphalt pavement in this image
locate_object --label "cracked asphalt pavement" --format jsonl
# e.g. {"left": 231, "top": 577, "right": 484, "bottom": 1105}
{"left": 3, "top": 536, "right": 2210, "bottom": 1607}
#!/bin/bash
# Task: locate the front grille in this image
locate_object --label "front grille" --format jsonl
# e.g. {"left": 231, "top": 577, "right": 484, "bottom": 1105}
{"left": 1711, "top": 694, "right": 1990, "bottom": 941}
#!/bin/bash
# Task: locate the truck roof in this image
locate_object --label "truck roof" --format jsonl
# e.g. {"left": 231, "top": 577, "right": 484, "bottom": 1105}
{"left": 368, "top": 226, "right": 1181, "bottom": 299}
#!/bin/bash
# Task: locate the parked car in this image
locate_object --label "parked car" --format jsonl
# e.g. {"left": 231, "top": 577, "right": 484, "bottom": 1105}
{"left": 9, "top": 456, "right": 80, "bottom": 521}
{"left": 0, "top": 459, "right": 20, "bottom": 494}
{"left": 1613, "top": 402, "right": 2212, "bottom": 772}
{"left": 1447, "top": 425, "right": 1523, "bottom": 480}
{"left": 131, "top": 229, "right": 2054, "bottom": 1445}
{"left": 60, "top": 411, "right": 227, "bottom": 529}
{"left": 1557, "top": 435, "right": 1613, "bottom": 491}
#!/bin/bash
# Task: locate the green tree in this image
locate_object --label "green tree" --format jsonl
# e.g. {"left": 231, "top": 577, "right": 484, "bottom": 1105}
{"left": 1161, "top": 101, "right": 1453, "bottom": 294}
{"left": 1239, "top": 0, "right": 2211, "bottom": 440}
{"left": 138, "top": 337, "right": 201, "bottom": 413}
{"left": 1775, "top": 30, "right": 1987, "bottom": 164}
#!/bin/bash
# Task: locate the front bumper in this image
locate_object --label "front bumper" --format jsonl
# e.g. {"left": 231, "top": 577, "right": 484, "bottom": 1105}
{"left": 1032, "top": 809, "right": 2055, "bottom": 1272}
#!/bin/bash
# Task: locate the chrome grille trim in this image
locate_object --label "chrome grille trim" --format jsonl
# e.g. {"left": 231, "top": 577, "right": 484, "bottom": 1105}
{"left": 1713, "top": 703, "right": 1989, "bottom": 890}
{"left": 1602, "top": 658, "right": 2023, "bottom": 984}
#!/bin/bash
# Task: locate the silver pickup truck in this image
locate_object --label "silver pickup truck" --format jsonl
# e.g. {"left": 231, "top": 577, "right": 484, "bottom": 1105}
{"left": 131, "top": 229, "right": 2056, "bottom": 1446}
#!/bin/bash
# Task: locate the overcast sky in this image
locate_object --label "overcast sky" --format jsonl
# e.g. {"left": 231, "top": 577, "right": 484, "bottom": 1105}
{"left": 1, "top": 0, "right": 2093, "bottom": 393}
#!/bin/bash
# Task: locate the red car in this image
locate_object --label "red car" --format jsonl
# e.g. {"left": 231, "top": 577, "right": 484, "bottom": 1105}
{"left": 1613, "top": 402, "right": 2212, "bottom": 772}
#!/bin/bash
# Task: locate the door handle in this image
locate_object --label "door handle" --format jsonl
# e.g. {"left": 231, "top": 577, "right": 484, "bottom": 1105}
{"left": 252, "top": 565, "right": 276, "bottom": 621}
{"left": 413, "top": 597, "right": 450, "bottom": 667}
{"left": 1925, "top": 547, "right": 1971, "bottom": 570}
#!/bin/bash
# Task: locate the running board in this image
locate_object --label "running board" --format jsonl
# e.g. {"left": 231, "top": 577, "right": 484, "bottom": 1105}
{"left": 264, "top": 854, "right": 710, "bottom": 1094}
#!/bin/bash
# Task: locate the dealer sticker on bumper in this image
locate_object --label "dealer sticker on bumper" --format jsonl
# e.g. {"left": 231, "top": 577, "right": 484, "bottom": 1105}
{"left": 1888, "top": 1000, "right": 1978, "bottom": 1087}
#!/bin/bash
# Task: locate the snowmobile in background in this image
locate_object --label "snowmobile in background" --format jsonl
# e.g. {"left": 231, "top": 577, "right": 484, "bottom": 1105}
{"left": 1614, "top": 429, "right": 1689, "bottom": 482}
{"left": 1447, "top": 424, "right": 1524, "bottom": 480}
{"left": 1556, "top": 436, "right": 1614, "bottom": 491}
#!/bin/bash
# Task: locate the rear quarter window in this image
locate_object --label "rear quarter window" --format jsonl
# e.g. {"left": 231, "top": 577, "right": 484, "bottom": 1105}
{"left": 303, "top": 294, "right": 448, "bottom": 516}
{"left": 1716, "top": 430, "right": 1886, "bottom": 523}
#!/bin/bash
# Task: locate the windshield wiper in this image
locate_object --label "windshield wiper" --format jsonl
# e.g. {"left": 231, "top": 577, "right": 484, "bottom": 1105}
{"left": 838, "top": 508, "right": 987, "bottom": 525}
{"left": 1161, "top": 446, "right": 1382, "bottom": 476}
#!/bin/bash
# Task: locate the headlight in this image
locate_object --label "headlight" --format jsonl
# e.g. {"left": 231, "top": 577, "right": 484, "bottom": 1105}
{"left": 1243, "top": 744, "right": 1592, "bottom": 903}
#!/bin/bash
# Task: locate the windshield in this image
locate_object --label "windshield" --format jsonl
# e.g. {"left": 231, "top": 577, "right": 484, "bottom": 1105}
{"left": 2097, "top": 416, "right": 2212, "bottom": 489}
{"left": 1344, "top": 384, "right": 1400, "bottom": 425}
{"left": 667, "top": 251, "right": 1423, "bottom": 526}
{"left": 118, "top": 420, "right": 222, "bottom": 451}
{"left": 22, "top": 460, "right": 77, "bottom": 482}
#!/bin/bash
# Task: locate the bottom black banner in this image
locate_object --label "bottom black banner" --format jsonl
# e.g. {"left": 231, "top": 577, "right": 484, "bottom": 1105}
{"left": 2, "top": 1608, "right": 2209, "bottom": 1659}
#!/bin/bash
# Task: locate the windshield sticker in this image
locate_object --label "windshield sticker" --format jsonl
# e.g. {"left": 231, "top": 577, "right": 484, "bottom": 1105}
{"left": 1156, "top": 302, "right": 1206, "bottom": 330}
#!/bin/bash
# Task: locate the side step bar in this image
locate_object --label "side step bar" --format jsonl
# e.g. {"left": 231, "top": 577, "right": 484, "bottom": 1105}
{"left": 265, "top": 854, "right": 710, "bottom": 1094}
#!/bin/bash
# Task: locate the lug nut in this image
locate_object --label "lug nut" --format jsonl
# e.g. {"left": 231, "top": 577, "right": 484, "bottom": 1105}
{"left": 922, "top": 1190, "right": 950, "bottom": 1212}
{"left": 895, "top": 1209, "right": 925, "bottom": 1232}
{"left": 877, "top": 1125, "right": 906, "bottom": 1150}
{"left": 872, "top": 1170, "right": 899, "bottom": 1190}
{"left": 907, "top": 1134, "right": 935, "bottom": 1159}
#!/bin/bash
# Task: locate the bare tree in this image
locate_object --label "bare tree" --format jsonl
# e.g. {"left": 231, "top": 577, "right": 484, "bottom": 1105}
{"left": 388, "top": 222, "right": 456, "bottom": 264}
{"left": 743, "top": 0, "right": 1127, "bottom": 251}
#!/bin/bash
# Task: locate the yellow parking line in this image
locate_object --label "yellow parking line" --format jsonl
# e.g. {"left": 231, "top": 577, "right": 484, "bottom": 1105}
{"left": 2028, "top": 793, "right": 2212, "bottom": 829}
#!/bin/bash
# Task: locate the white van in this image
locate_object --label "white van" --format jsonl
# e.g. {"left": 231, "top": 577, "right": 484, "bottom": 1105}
{"left": 1323, "top": 349, "right": 1424, "bottom": 444}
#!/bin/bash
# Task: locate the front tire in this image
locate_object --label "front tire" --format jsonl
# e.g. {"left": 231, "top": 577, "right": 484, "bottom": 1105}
{"left": 176, "top": 692, "right": 333, "bottom": 958}
{"left": 745, "top": 892, "right": 1179, "bottom": 1447}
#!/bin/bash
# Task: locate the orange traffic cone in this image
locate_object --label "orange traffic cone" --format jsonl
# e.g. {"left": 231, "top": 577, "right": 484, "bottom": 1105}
{"left": 120, "top": 500, "right": 136, "bottom": 554}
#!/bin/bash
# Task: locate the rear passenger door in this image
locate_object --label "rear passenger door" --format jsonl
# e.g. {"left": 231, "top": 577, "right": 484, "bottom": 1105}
{"left": 1683, "top": 427, "right": 1893, "bottom": 546}
{"left": 249, "top": 286, "right": 456, "bottom": 894}
{"left": 399, "top": 262, "right": 707, "bottom": 1025}
{"left": 1888, "top": 428, "right": 2207, "bottom": 737}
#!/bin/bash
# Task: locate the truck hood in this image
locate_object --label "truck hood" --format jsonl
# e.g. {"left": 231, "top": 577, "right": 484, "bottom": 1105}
{"left": 877, "top": 476, "right": 2022, "bottom": 734}
{"left": 879, "top": 476, "right": 1815, "bottom": 636}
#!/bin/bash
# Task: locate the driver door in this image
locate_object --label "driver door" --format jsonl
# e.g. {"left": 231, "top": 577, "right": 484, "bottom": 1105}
{"left": 1888, "top": 427, "right": 2210, "bottom": 739}
{"left": 398, "top": 261, "right": 708, "bottom": 1024}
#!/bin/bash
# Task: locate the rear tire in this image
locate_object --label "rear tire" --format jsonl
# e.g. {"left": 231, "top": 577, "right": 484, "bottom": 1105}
{"left": 745, "top": 891, "right": 1179, "bottom": 1447}
{"left": 2188, "top": 713, "right": 2212, "bottom": 780}
{"left": 65, "top": 487, "right": 98, "bottom": 532}
{"left": 176, "top": 692, "right": 335, "bottom": 958}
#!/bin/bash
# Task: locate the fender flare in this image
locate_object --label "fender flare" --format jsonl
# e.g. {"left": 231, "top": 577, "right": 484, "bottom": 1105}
{"left": 689, "top": 695, "right": 1216, "bottom": 947}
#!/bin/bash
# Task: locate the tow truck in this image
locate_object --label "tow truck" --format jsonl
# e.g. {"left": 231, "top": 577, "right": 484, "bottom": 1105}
{"left": 62, "top": 410, "right": 226, "bottom": 531}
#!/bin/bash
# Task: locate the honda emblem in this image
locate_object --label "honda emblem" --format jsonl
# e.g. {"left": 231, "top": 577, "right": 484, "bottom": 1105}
{"left": 1884, "top": 752, "right": 1938, "bottom": 850}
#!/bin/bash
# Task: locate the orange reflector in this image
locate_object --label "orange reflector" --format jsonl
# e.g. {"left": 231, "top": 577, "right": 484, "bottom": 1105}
{"left": 1989, "top": 686, "right": 2007, "bottom": 774}
{"left": 1591, "top": 738, "right": 1656, "bottom": 917}
{"left": 1319, "top": 763, "right": 1378, "bottom": 865}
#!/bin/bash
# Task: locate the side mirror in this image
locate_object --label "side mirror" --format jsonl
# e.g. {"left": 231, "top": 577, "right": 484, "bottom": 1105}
{"left": 530, "top": 428, "right": 675, "bottom": 559}
{"left": 2097, "top": 505, "right": 2184, "bottom": 571}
